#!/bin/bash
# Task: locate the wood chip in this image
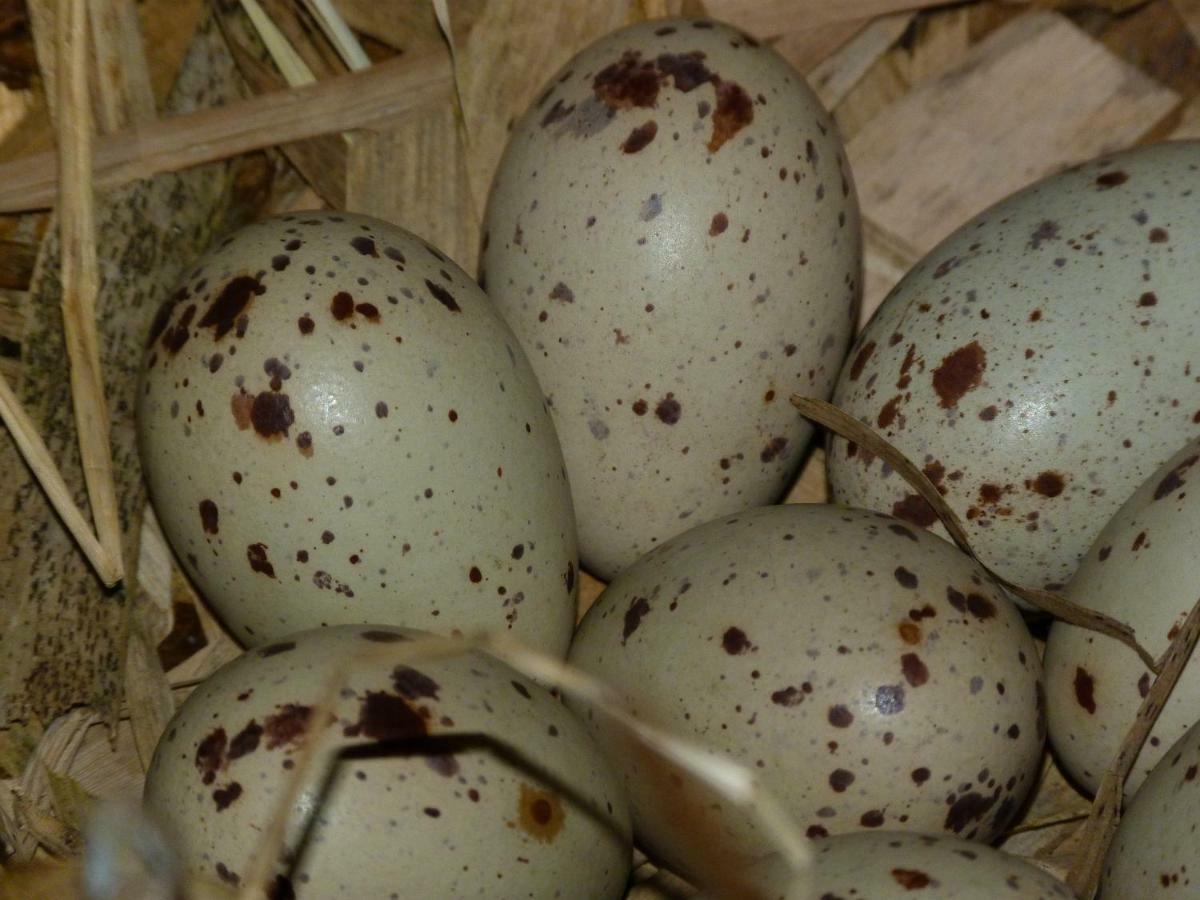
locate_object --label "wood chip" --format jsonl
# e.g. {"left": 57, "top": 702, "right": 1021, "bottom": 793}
{"left": 451, "top": 0, "right": 632, "bottom": 225}
{"left": 770, "top": 19, "right": 871, "bottom": 74}
{"left": 704, "top": 0, "right": 948, "bottom": 37}
{"left": 807, "top": 12, "right": 915, "bottom": 109}
{"left": 0, "top": 47, "right": 453, "bottom": 213}
{"left": 848, "top": 9, "right": 1180, "bottom": 267}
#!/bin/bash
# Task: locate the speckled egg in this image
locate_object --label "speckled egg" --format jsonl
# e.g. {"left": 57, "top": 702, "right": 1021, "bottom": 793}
{"left": 827, "top": 141, "right": 1200, "bottom": 593}
{"left": 1101, "top": 718, "right": 1200, "bottom": 897}
{"left": 137, "top": 212, "right": 578, "bottom": 653}
{"left": 567, "top": 503, "right": 1044, "bottom": 876}
{"left": 697, "top": 832, "right": 1073, "bottom": 899}
{"left": 1044, "top": 437, "right": 1200, "bottom": 796}
{"left": 481, "top": 18, "right": 862, "bottom": 581}
{"left": 143, "top": 625, "right": 631, "bottom": 897}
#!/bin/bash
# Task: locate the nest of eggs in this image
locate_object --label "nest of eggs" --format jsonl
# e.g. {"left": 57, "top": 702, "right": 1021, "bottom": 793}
{"left": 0, "top": 1, "right": 1199, "bottom": 899}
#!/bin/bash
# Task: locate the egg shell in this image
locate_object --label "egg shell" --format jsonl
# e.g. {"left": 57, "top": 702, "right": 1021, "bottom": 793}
{"left": 566, "top": 504, "right": 1044, "bottom": 876}
{"left": 143, "top": 625, "right": 631, "bottom": 898}
{"left": 137, "top": 212, "right": 578, "bottom": 653}
{"left": 696, "top": 832, "right": 1073, "bottom": 899}
{"left": 827, "top": 141, "right": 1200, "bottom": 594}
{"left": 481, "top": 17, "right": 862, "bottom": 581}
{"left": 1043, "top": 436, "right": 1200, "bottom": 796}
{"left": 1101, "top": 718, "right": 1200, "bottom": 897}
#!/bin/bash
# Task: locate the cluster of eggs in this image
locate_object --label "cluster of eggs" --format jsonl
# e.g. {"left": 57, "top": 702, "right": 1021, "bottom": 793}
{"left": 136, "top": 15, "right": 1200, "bottom": 900}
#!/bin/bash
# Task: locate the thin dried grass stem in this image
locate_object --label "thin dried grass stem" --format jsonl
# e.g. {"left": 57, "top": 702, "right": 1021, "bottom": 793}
{"left": 0, "top": 373, "right": 118, "bottom": 585}
{"left": 301, "top": 0, "right": 370, "bottom": 70}
{"left": 790, "top": 395, "right": 1159, "bottom": 673}
{"left": 1066, "top": 593, "right": 1200, "bottom": 898}
{"left": 0, "top": 50, "right": 453, "bottom": 213}
{"left": 55, "top": 0, "right": 123, "bottom": 587}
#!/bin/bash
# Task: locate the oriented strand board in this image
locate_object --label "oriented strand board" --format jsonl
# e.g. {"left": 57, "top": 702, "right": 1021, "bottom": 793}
{"left": 847, "top": 10, "right": 1179, "bottom": 319}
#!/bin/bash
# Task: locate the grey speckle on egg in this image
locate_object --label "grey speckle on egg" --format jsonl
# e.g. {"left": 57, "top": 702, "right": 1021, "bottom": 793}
{"left": 1045, "top": 435, "right": 1200, "bottom": 797}
{"left": 481, "top": 17, "right": 862, "bottom": 581}
{"left": 828, "top": 141, "right": 1200, "bottom": 596}
{"left": 143, "top": 625, "right": 631, "bottom": 898}
{"left": 567, "top": 504, "right": 1044, "bottom": 878}
{"left": 137, "top": 212, "right": 578, "bottom": 655}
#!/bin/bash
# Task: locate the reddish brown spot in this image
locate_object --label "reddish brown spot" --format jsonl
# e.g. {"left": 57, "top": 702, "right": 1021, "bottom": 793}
{"left": 1074, "top": 667, "right": 1097, "bottom": 714}
{"left": 912, "top": 767, "right": 931, "bottom": 784}
{"left": 1154, "top": 454, "right": 1198, "bottom": 500}
{"left": 361, "top": 630, "right": 405, "bottom": 643}
{"left": 860, "top": 810, "right": 885, "bottom": 828}
{"left": 425, "top": 279, "right": 460, "bottom": 312}
{"left": 331, "top": 291, "right": 355, "bottom": 320}
{"left": 181, "top": 500, "right": 216, "bottom": 548}
{"left": 215, "top": 863, "right": 239, "bottom": 886}
{"left": 772, "top": 691, "right": 801, "bottom": 710}
{"left": 878, "top": 395, "right": 902, "bottom": 429}
{"left": 1029, "top": 471, "right": 1065, "bottom": 498}
{"left": 1139, "top": 291, "right": 1158, "bottom": 307}
{"left": 946, "top": 587, "right": 996, "bottom": 621}
{"left": 195, "top": 728, "right": 227, "bottom": 785}
{"left": 931, "top": 341, "right": 986, "bottom": 408}
{"left": 893, "top": 494, "right": 937, "bottom": 528}
{"left": 540, "top": 98, "right": 575, "bottom": 127}
{"left": 356, "top": 302, "right": 380, "bottom": 321}
{"left": 344, "top": 692, "right": 425, "bottom": 742}
{"left": 593, "top": 51, "right": 662, "bottom": 109}
{"left": 760, "top": 436, "right": 789, "bottom": 463}
{"left": 549, "top": 282, "right": 575, "bottom": 304}
{"left": 848, "top": 340, "right": 876, "bottom": 381}
{"left": 622, "top": 596, "right": 651, "bottom": 644}
{"left": 889, "top": 523, "right": 918, "bottom": 542}
{"left": 828, "top": 705, "right": 854, "bottom": 727}
{"left": 199, "top": 276, "right": 264, "bottom": 340}
{"left": 622, "top": 120, "right": 658, "bottom": 153}
{"left": 350, "top": 235, "right": 378, "bottom": 257}
{"left": 1098, "top": 545, "right": 1112, "bottom": 561}
{"left": 392, "top": 666, "right": 440, "bottom": 701}
{"left": 213, "top": 782, "right": 243, "bottom": 810}
{"left": 722, "top": 626, "right": 751, "bottom": 655}
{"left": 829, "top": 769, "right": 855, "bottom": 792}
{"left": 979, "top": 483, "right": 1003, "bottom": 505}
{"left": 709, "top": 212, "right": 728, "bottom": 236}
{"left": 632, "top": 398, "right": 648, "bottom": 416}
{"left": 468, "top": 566, "right": 482, "bottom": 583}
{"left": 228, "top": 721, "right": 263, "bottom": 760}
{"left": 161, "top": 303, "right": 197, "bottom": 355}
{"left": 894, "top": 566, "right": 918, "bottom": 589}
{"left": 708, "top": 78, "right": 754, "bottom": 153}
{"left": 517, "top": 783, "right": 565, "bottom": 843}
{"left": 250, "top": 392, "right": 294, "bottom": 439}
{"left": 979, "top": 405, "right": 998, "bottom": 421}
{"left": 296, "top": 431, "right": 313, "bottom": 457}
{"left": 297, "top": 314, "right": 314, "bottom": 335}
{"left": 1096, "top": 170, "right": 1128, "bottom": 188}
{"left": 246, "top": 543, "right": 276, "bottom": 578}
{"left": 944, "top": 790, "right": 997, "bottom": 834}
{"left": 898, "top": 622, "right": 921, "bottom": 645}
{"left": 655, "top": 394, "right": 681, "bottom": 424}
{"left": 901, "top": 653, "right": 929, "bottom": 687}
{"left": 1132, "top": 531, "right": 1147, "bottom": 551}
{"left": 1149, "top": 227, "right": 1169, "bottom": 243}
{"left": 892, "top": 869, "right": 932, "bottom": 889}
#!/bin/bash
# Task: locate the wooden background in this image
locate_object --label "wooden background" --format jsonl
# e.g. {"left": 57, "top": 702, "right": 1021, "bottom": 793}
{"left": 0, "top": 0, "right": 1195, "bottom": 895}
